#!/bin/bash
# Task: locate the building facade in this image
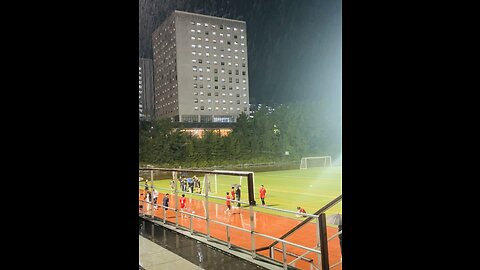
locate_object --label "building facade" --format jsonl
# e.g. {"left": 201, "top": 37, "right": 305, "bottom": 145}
{"left": 152, "top": 10, "right": 250, "bottom": 123}
{"left": 139, "top": 58, "right": 154, "bottom": 121}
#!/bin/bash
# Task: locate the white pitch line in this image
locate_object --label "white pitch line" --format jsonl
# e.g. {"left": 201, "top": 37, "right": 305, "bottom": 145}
{"left": 262, "top": 188, "right": 340, "bottom": 198}
{"left": 259, "top": 174, "right": 341, "bottom": 181}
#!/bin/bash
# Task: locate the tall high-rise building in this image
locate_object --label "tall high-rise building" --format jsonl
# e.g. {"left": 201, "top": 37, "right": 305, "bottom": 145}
{"left": 139, "top": 58, "right": 154, "bottom": 120}
{"left": 152, "top": 10, "right": 250, "bottom": 123}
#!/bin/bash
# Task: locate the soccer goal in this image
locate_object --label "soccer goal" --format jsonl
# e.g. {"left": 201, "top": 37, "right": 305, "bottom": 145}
{"left": 139, "top": 167, "right": 257, "bottom": 206}
{"left": 201, "top": 173, "right": 254, "bottom": 195}
{"left": 300, "top": 156, "right": 332, "bottom": 169}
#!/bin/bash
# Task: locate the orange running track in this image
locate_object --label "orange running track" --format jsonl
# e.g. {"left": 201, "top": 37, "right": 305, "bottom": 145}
{"left": 140, "top": 190, "right": 342, "bottom": 270}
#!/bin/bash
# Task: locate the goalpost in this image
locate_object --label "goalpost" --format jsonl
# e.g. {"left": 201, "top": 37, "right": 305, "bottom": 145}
{"left": 201, "top": 174, "right": 254, "bottom": 195}
{"left": 300, "top": 156, "right": 332, "bottom": 169}
{"left": 140, "top": 167, "right": 257, "bottom": 205}
{"left": 202, "top": 174, "right": 218, "bottom": 194}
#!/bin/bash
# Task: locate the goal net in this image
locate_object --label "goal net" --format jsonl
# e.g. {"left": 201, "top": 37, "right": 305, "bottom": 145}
{"left": 201, "top": 174, "right": 253, "bottom": 195}
{"left": 300, "top": 156, "right": 332, "bottom": 169}
{"left": 170, "top": 172, "right": 249, "bottom": 195}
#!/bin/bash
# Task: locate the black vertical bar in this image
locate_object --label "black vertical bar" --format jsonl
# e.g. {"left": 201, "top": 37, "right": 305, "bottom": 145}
{"left": 318, "top": 213, "right": 330, "bottom": 270}
{"left": 247, "top": 173, "right": 256, "bottom": 206}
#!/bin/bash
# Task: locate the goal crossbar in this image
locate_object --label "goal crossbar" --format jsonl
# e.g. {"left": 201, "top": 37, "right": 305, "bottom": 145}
{"left": 300, "top": 156, "right": 332, "bottom": 169}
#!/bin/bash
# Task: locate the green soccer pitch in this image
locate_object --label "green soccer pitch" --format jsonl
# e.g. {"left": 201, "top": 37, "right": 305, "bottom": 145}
{"left": 142, "top": 166, "right": 342, "bottom": 223}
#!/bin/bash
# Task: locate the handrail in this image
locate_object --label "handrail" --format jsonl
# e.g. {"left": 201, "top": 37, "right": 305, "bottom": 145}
{"left": 257, "top": 194, "right": 342, "bottom": 252}
{"left": 254, "top": 232, "right": 322, "bottom": 254}
{"left": 328, "top": 230, "right": 342, "bottom": 241}
{"left": 139, "top": 167, "right": 253, "bottom": 176}
{"left": 272, "top": 247, "right": 314, "bottom": 262}
{"left": 287, "top": 246, "right": 318, "bottom": 265}
{"left": 256, "top": 205, "right": 319, "bottom": 218}
{"left": 209, "top": 219, "right": 251, "bottom": 233}
{"left": 329, "top": 260, "right": 342, "bottom": 269}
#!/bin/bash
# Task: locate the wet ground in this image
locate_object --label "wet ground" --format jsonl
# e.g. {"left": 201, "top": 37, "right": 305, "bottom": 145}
{"left": 140, "top": 217, "right": 270, "bottom": 269}
{"left": 140, "top": 190, "right": 342, "bottom": 270}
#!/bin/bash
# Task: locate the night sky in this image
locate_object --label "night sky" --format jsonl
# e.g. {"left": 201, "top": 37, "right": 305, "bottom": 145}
{"left": 139, "top": 0, "right": 341, "bottom": 108}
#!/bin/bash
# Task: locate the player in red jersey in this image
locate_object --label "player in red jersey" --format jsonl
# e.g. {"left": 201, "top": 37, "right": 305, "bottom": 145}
{"left": 259, "top": 185, "right": 266, "bottom": 206}
{"left": 224, "top": 192, "right": 231, "bottom": 215}
{"left": 179, "top": 194, "right": 187, "bottom": 217}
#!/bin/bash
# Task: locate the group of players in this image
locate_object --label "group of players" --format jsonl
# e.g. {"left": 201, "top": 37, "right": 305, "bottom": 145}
{"left": 140, "top": 177, "right": 270, "bottom": 216}
{"left": 140, "top": 178, "right": 310, "bottom": 219}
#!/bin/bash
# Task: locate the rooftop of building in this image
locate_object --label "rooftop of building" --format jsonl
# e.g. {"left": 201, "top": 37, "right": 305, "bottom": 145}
{"left": 173, "top": 10, "right": 246, "bottom": 24}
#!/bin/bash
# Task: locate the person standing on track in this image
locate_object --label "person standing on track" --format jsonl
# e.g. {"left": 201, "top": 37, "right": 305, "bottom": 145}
{"left": 179, "top": 194, "right": 187, "bottom": 218}
{"left": 162, "top": 193, "right": 170, "bottom": 211}
{"left": 224, "top": 192, "right": 232, "bottom": 215}
{"left": 152, "top": 189, "right": 159, "bottom": 210}
{"left": 231, "top": 186, "right": 236, "bottom": 205}
{"left": 235, "top": 185, "right": 241, "bottom": 207}
{"left": 259, "top": 185, "right": 266, "bottom": 206}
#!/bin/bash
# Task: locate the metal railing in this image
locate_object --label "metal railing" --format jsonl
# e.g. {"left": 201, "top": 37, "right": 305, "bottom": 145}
{"left": 138, "top": 167, "right": 341, "bottom": 270}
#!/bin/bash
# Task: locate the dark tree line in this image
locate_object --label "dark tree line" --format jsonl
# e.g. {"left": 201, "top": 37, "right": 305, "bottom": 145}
{"left": 139, "top": 102, "right": 341, "bottom": 167}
